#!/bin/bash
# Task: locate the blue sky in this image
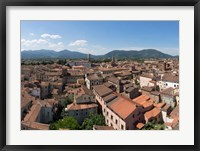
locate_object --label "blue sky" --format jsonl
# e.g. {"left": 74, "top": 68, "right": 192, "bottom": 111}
{"left": 21, "top": 21, "right": 179, "bottom": 56}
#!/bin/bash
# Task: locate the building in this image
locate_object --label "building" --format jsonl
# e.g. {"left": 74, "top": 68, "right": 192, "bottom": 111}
{"left": 160, "top": 87, "right": 177, "bottom": 108}
{"left": 21, "top": 92, "right": 35, "bottom": 121}
{"left": 106, "top": 96, "right": 144, "bottom": 130}
{"left": 93, "top": 84, "right": 114, "bottom": 108}
{"left": 71, "top": 86, "right": 96, "bottom": 104}
{"left": 62, "top": 69, "right": 85, "bottom": 84}
{"left": 107, "top": 77, "right": 123, "bottom": 93}
{"left": 40, "top": 82, "right": 63, "bottom": 99}
{"left": 67, "top": 103, "right": 98, "bottom": 124}
{"left": 85, "top": 74, "right": 103, "bottom": 90}
{"left": 67, "top": 60, "right": 91, "bottom": 68}
{"left": 139, "top": 73, "right": 155, "bottom": 88}
{"left": 30, "top": 87, "right": 41, "bottom": 99}
{"left": 93, "top": 85, "right": 145, "bottom": 130}
{"left": 98, "top": 67, "right": 127, "bottom": 78}
{"left": 114, "top": 70, "right": 133, "bottom": 80}
{"left": 144, "top": 107, "right": 163, "bottom": 123}
{"left": 141, "top": 86, "right": 154, "bottom": 96}
{"left": 93, "top": 125, "right": 114, "bottom": 130}
{"left": 157, "top": 74, "right": 179, "bottom": 91}
{"left": 132, "top": 95, "right": 154, "bottom": 113}
{"left": 40, "top": 82, "right": 51, "bottom": 99}
{"left": 124, "top": 86, "right": 139, "bottom": 99}
{"left": 21, "top": 99, "right": 55, "bottom": 130}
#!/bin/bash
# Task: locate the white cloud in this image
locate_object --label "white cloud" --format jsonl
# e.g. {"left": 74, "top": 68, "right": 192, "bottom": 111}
{"left": 21, "top": 38, "right": 65, "bottom": 51}
{"left": 41, "top": 33, "right": 62, "bottom": 39}
{"left": 69, "top": 40, "right": 88, "bottom": 47}
{"left": 21, "top": 38, "right": 48, "bottom": 47}
{"left": 29, "top": 33, "right": 34, "bottom": 36}
{"left": 76, "top": 47, "right": 95, "bottom": 54}
{"left": 48, "top": 42, "right": 64, "bottom": 51}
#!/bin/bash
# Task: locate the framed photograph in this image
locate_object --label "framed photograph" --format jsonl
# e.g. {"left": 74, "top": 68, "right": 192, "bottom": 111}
{"left": 0, "top": 0, "right": 199, "bottom": 150}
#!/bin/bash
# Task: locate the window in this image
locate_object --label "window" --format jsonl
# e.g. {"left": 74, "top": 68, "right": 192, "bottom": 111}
{"left": 107, "top": 112, "right": 109, "bottom": 116}
{"left": 121, "top": 124, "right": 124, "bottom": 130}
{"left": 174, "top": 84, "right": 176, "bottom": 87}
{"left": 115, "top": 119, "right": 118, "bottom": 124}
{"left": 111, "top": 123, "right": 113, "bottom": 127}
{"left": 111, "top": 115, "right": 113, "bottom": 120}
{"left": 132, "top": 114, "right": 135, "bottom": 118}
{"left": 107, "top": 120, "right": 109, "bottom": 124}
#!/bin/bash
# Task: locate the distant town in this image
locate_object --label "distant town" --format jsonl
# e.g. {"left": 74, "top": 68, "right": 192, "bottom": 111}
{"left": 21, "top": 51, "right": 179, "bottom": 130}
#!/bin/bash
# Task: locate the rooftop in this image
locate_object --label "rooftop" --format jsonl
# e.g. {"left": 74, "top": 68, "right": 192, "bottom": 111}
{"left": 93, "top": 125, "right": 114, "bottom": 130}
{"left": 144, "top": 107, "right": 161, "bottom": 120}
{"left": 23, "top": 104, "right": 41, "bottom": 122}
{"left": 140, "top": 73, "right": 154, "bottom": 79}
{"left": 21, "top": 92, "right": 34, "bottom": 109}
{"left": 136, "top": 123, "right": 144, "bottom": 129}
{"left": 93, "top": 85, "right": 113, "bottom": 97}
{"left": 141, "top": 86, "right": 154, "bottom": 92}
{"left": 67, "top": 103, "right": 98, "bottom": 111}
{"left": 162, "top": 74, "right": 179, "bottom": 83}
{"left": 86, "top": 74, "right": 103, "bottom": 81}
{"left": 22, "top": 121, "right": 49, "bottom": 130}
{"left": 108, "top": 96, "right": 136, "bottom": 120}
{"left": 107, "top": 77, "right": 120, "bottom": 85}
{"left": 102, "top": 93, "right": 118, "bottom": 103}
{"left": 132, "top": 95, "right": 153, "bottom": 108}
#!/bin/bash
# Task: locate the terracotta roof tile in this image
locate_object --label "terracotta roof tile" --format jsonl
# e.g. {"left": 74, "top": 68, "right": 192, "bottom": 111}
{"left": 93, "top": 125, "right": 114, "bottom": 130}
{"left": 144, "top": 107, "right": 161, "bottom": 120}
{"left": 136, "top": 123, "right": 144, "bottom": 129}
{"left": 108, "top": 97, "right": 136, "bottom": 120}
{"left": 67, "top": 103, "right": 98, "bottom": 111}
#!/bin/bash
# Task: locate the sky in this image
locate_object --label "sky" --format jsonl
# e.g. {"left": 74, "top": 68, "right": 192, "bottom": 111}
{"left": 21, "top": 21, "right": 179, "bottom": 56}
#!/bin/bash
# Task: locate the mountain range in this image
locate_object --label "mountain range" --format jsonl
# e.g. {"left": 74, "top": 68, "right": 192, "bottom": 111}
{"left": 21, "top": 49, "right": 177, "bottom": 59}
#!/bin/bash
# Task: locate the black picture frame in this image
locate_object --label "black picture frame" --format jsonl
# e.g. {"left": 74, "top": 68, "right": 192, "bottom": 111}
{"left": 0, "top": 0, "right": 199, "bottom": 150}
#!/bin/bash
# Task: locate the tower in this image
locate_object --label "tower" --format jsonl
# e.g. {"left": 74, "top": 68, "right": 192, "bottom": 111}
{"left": 88, "top": 53, "right": 91, "bottom": 62}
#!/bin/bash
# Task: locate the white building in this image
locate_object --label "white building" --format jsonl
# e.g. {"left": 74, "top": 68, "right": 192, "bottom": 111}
{"left": 139, "top": 73, "right": 155, "bottom": 88}
{"left": 157, "top": 74, "right": 179, "bottom": 91}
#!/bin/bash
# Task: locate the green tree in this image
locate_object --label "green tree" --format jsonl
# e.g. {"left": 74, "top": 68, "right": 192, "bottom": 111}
{"left": 134, "top": 78, "right": 140, "bottom": 86}
{"left": 49, "top": 116, "right": 80, "bottom": 130}
{"left": 142, "top": 120, "right": 165, "bottom": 130}
{"left": 60, "top": 94, "right": 74, "bottom": 107}
{"left": 81, "top": 113, "right": 105, "bottom": 130}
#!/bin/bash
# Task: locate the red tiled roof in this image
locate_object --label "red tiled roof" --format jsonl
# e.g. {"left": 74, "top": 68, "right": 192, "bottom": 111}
{"left": 93, "top": 125, "right": 114, "bottom": 130}
{"left": 67, "top": 103, "right": 98, "bottom": 111}
{"left": 136, "top": 123, "right": 144, "bottom": 129}
{"left": 108, "top": 97, "right": 136, "bottom": 120}
{"left": 144, "top": 107, "right": 161, "bottom": 120}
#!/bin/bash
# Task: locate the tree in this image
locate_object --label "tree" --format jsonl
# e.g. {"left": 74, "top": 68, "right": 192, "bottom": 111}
{"left": 134, "top": 78, "right": 140, "bottom": 86}
{"left": 49, "top": 116, "right": 80, "bottom": 130}
{"left": 81, "top": 113, "right": 105, "bottom": 130}
{"left": 60, "top": 94, "right": 74, "bottom": 107}
{"left": 142, "top": 120, "right": 165, "bottom": 130}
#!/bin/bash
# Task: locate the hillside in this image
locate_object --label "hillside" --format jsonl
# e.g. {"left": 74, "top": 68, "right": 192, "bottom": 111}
{"left": 21, "top": 49, "right": 175, "bottom": 59}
